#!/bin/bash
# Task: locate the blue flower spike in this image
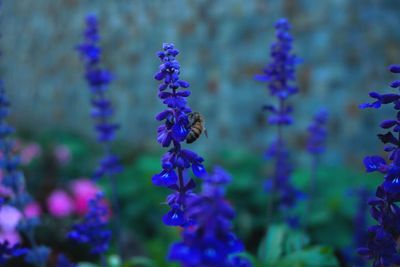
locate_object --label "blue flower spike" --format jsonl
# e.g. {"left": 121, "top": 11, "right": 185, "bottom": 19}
{"left": 358, "top": 64, "right": 400, "bottom": 266}
{"left": 153, "top": 43, "right": 206, "bottom": 227}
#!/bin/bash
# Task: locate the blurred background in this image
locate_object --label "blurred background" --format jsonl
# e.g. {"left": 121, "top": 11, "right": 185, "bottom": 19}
{"left": 1, "top": 0, "right": 400, "bottom": 266}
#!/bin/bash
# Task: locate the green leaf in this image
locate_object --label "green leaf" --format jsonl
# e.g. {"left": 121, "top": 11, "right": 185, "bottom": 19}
{"left": 258, "top": 224, "right": 287, "bottom": 264}
{"left": 278, "top": 246, "right": 339, "bottom": 267}
{"left": 284, "top": 229, "right": 310, "bottom": 253}
{"left": 108, "top": 255, "right": 122, "bottom": 267}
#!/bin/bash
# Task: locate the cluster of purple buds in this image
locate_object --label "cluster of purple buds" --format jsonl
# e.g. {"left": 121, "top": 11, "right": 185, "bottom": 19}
{"left": 153, "top": 43, "right": 206, "bottom": 226}
{"left": 168, "top": 167, "right": 252, "bottom": 267}
{"left": 255, "top": 18, "right": 302, "bottom": 209}
{"left": 76, "top": 14, "right": 122, "bottom": 181}
{"left": 68, "top": 193, "right": 111, "bottom": 255}
{"left": 358, "top": 65, "right": 400, "bottom": 266}
{"left": 255, "top": 18, "right": 300, "bottom": 125}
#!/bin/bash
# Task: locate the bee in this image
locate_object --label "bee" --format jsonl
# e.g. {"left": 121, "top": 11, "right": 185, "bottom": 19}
{"left": 186, "top": 112, "right": 207, "bottom": 144}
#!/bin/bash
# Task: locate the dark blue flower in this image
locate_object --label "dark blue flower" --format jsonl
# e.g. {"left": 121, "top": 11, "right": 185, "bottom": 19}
{"left": 68, "top": 193, "right": 111, "bottom": 255}
{"left": 0, "top": 241, "right": 28, "bottom": 264}
{"left": 168, "top": 167, "right": 251, "bottom": 267}
{"left": 383, "top": 165, "right": 400, "bottom": 193}
{"left": 359, "top": 92, "right": 400, "bottom": 109}
{"left": 358, "top": 227, "right": 400, "bottom": 267}
{"left": 363, "top": 156, "right": 387, "bottom": 173}
{"left": 359, "top": 64, "right": 400, "bottom": 266}
{"left": 153, "top": 43, "right": 207, "bottom": 227}
{"left": 255, "top": 18, "right": 302, "bottom": 216}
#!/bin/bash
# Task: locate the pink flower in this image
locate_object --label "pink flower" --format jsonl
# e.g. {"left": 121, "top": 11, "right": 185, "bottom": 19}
{"left": 20, "top": 143, "right": 42, "bottom": 165}
{"left": 24, "top": 202, "right": 42, "bottom": 219}
{"left": 47, "top": 190, "right": 74, "bottom": 218}
{"left": 54, "top": 145, "right": 71, "bottom": 165}
{"left": 71, "top": 179, "right": 100, "bottom": 215}
{"left": 0, "top": 205, "right": 22, "bottom": 232}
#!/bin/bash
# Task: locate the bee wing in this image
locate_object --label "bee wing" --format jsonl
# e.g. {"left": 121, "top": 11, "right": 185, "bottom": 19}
{"left": 204, "top": 128, "right": 208, "bottom": 138}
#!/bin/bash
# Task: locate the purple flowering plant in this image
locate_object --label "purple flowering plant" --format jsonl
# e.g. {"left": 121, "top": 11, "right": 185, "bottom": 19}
{"left": 168, "top": 167, "right": 251, "bottom": 267}
{"left": 255, "top": 18, "right": 302, "bottom": 216}
{"left": 153, "top": 43, "right": 206, "bottom": 226}
{"left": 358, "top": 64, "right": 400, "bottom": 266}
{"left": 69, "top": 13, "right": 124, "bottom": 262}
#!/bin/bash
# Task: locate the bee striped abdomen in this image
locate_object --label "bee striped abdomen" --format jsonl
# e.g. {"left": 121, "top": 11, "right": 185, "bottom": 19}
{"left": 186, "top": 112, "right": 206, "bottom": 144}
{"left": 186, "top": 122, "right": 203, "bottom": 143}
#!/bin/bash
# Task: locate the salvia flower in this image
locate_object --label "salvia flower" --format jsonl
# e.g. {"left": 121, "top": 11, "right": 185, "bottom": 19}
{"left": 0, "top": 240, "right": 28, "bottom": 264}
{"left": 255, "top": 18, "right": 302, "bottom": 212}
{"left": 68, "top": 193, "right": 111, "bottom": 255}
{"left": 358, "top": 64, "right": 400, "bottom": 266}
{"left": 76, "top": 14, "right": 123, "bottom": 180}
{"left": 168, "top": 167, "right": 251, "bottom": 267}
{"left": 76, "top": 14, "right": 124, "bottom": 256}
{"left": 153, "top": 43, "right": 206, "bottom": 226}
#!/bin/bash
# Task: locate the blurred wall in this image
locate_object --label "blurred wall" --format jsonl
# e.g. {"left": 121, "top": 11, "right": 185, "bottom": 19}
{"left": 2, "top": 0, "right": 400, "bottom": 166}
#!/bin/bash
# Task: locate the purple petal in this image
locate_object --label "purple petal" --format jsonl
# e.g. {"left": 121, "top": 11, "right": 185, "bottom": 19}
{"left": 171, "top": 122, "right": 188, "bottom": 141}
{"left": 162, "top": 207, "right": 184, "bottom": 226}
{"left": 158, "top": 92, "right": 172, "bottom": 99}
{"left": 177, "top": 80, "right": 190, "bottom": 88}
{"left": 391, "top": 80, "right": 400, "bottom": 88}
{"left": 176, "top": 90, "right": 191, "bottom": 97}
{"left": 154, "top": 71, "right": 165, "bottom": 80}
{"left": 156, "top": 110, "right": 172, "bottom": 121}
{"left": 389, "top": 64, "right": 400, "bottom": 73}
{"left": 363, "top": 156, "right": 386, "bottom": 172}
{"left": 380, "top": 120, "right": 397, "bottom": 129}
{"left": 192, "top": 163, "right": 206, "bottom": 178}
{"left": 152, "top": 169, "right": 177, "bottom": 187}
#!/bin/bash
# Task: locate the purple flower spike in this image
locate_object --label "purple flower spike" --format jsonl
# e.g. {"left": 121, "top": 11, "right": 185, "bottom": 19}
{"left": 153, "top": 43, "right": 207, "bottom": 227}
{"left": 68, "top": 193, "right": 111, "bottom": 255}
{"left": 358, "top": 64, "right": 400, "bottom": 267}
{"left": 255, "top": 18, "right": 302, "bottom": 219}
{"left": 363, "top": 156, "right": 386, "bottom": 173}
{"left": 76, "top": 14, "right": 123, "bottom": 180}
{"left": 168, "top": 168, "right": 252, "bottom": 266}
{"left": 74, "top": 14, "right": 125, "bottom": 257}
